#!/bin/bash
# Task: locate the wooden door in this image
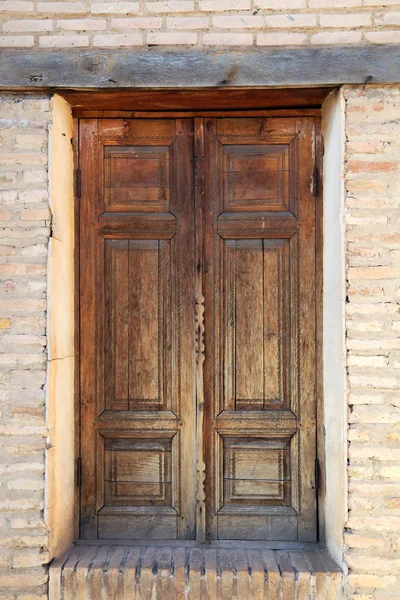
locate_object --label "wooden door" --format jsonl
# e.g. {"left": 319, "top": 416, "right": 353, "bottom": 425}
{"left": 203, "top": 117, "right": 317, "bottom": 541}
{"left": 79, "top": 115, "right": 318, "bottom": 542}
{"left": 79, "top": 118, "right": 197, "bottom": 539}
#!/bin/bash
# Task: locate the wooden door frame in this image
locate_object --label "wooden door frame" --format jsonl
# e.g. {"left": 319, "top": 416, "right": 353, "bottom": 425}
{"left": 70, "top": 89, "right": 325, "bottom": 544}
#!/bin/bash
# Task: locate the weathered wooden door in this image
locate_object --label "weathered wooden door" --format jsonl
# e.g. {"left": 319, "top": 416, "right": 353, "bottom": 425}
{"left": 202, "top": 118, "right": 317, "bottom": 541}
{"left": 79, "top": 116, "right": 318, "bottom": 541}
{"left": 79, "top": 119, "right": 197, "bottom": 540}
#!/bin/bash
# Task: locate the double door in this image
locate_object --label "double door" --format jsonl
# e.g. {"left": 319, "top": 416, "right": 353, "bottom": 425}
{"left": 79, "top": 115, "right": 318, "bottom": 542}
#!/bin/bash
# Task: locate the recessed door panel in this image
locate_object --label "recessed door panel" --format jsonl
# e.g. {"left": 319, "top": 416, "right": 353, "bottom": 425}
{"left": 222, "top": 144, "right": 290, "bottom": 212}
{"left": 104, "top": 145, "right": 171, "bottom": 212}
{"left": 223, "top": 238, "right": 291, "bottom": 411}
{"left": 104, "top": 239, "right": 173, "bottom": 412}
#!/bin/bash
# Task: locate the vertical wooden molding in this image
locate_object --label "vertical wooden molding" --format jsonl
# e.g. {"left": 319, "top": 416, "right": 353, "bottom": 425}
{"left": 195, "top": 292, "right": 206, "bottom": 542}
{"left": 194, "top": 118, "right": 206, "bottom": 542}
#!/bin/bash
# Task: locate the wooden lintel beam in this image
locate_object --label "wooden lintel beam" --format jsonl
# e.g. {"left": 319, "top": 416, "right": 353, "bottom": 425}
{"left": 0, "top": 45, "right": 398, "bottom": 91}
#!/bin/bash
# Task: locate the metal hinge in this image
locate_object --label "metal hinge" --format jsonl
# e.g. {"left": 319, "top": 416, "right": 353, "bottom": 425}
{"left": 315, "top": 458, "right": 320, "bottom": 491}
{"left": 313, "top": 164, "right": 318, "bottom": 198}
{"left": 77, "top": 457, "right": 82, "bottom": 488}
{"left": 76, "top": 169, "right": 82, "bottom": 199}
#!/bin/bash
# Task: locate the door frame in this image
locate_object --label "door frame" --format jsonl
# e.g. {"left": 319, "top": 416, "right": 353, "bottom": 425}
{"left": 70, "top": 89, "right": 325, "bottom": 544}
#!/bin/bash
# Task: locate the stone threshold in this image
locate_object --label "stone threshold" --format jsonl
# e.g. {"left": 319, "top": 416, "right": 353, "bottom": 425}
{"left": 49, "top": 542, "right": 343, "bottom": 599}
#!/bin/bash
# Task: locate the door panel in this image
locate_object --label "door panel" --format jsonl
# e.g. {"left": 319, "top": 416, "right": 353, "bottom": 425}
{"left": 222, "top": 144, "right": 290, "bottom": 212}
{"left": 103, "top": 145, "right": 170, "bottom": 213}
{"left": 222, "top": 238, "right": 291, "bottom": 411}
{"left": 104, "top": 239, "right": 173, "bottom": 411}
{"left": 79, "top": 114, "right": 318, "bottom": 543}
{"left": 203, "top": 117, "right": 317, "bottom": 541}
{"left": 79, "top": 118, "right": 196, "bottom": 540}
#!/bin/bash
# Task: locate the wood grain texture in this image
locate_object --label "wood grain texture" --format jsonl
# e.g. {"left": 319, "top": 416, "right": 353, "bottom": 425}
{"left": 66, "top": 88, "right": 330, "bottom": 110}
{"left": 195, "top": 117, "right": 206, "bottom": 543}
{"left": 79, "top": 112, "right": 319, "bottom": 543}
{"left": 128, "top": 241, "right": 160, "bottom": 407}
{"left": 203, "top": 116, "right": 318, "bottom": 541}
{"left": 104, "top": 240, "right": 129, "bottom": 411}
{"left": 315, "top": 117, "right": 325, "bottom": 543}
{"left": 79, "top": 118, "right": 196, "bottom": 540}
{"left": 73, "top": 118, "right": 81, "bottom": 542}
{"left": 234, "top": 241, "right": 264, "bottom": 404}
{"left": 222, "top": 239, "right": 290, "bottom": 410}
{"left": 1, "top": 47, "right": 399, "bottom": 90}
{"left": 295, "top": 117, "right": 317, "bottom": 541}
{"left": 103, "top": 145, "right": 170, "bottom": 213}
{"left": 79, "top": 118, "right": 99, "bottom": 538}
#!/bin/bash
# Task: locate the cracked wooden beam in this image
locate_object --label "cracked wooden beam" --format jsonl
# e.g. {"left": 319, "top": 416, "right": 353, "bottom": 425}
{"left": 0, "top": 45, "right": 398, "bottom": 90}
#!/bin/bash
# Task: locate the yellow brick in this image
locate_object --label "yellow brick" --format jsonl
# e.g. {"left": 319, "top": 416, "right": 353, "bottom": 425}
{"left": 37, "top": 2, "right": 86, "bottom": 13}
{"left": 20, "top": 209, "right": 50, "bottom": 221}
{"left": 56, "top": 18, "right": 107, "bottom": 31}
{"left": 310, "top": 0, "right": 359, "bottom": 6}
{"left": 349, "top": 267, "right": 400, "bottom": 280}
{"left": 320, "top": 13, "right": 371, "bottom": 28}
{"left": 310, "top": 31, "right": 362, "bottom": 44}
{"left": 348, "top": 574, "right": 396, "bottom": 589}
{"left": 257, "top": 32, "right": 307, "bottom": 45}
{"left": 264, "top": 13, "right": 317, "bottom": 27}
{"left": 3, "top": 19, "right": 53, "bottom": 32}
{"left": 39, "top": 34, "right": 89, "bottom": 47}
{"left": 91, "top": 2, "right": 139, "bottom": 13}
{"left": 374, "top": 11, "right": 400, "bottom": 25}
{"left": 365, "top": 30, "right": 400, "bottom": 43}
{"left": 0, "top": 1, "right": 33, "bottom": 11}
{"left": 0, "top": 318, "right": 12, "bottom": 329}
{"left": 380, "top": 466, "right": 400, "bottom": 479}
{"left": 93, "top": 33, "right": 143, "bottom": 46}
{"left": 203, "top": 32, "right": 253, "bottom": 45}
{"left": 256, "top": 0, "right": 305, "bottom": 6}
{"left": 0, "top": 35, "right": 33, "bottom": 46}
{"left": 12, "top": 551, "right": 49, "bottom": 568}
{"left": 145, "top": 1, "right": 193, "bottom": 13}
{"left": 198, "top": 0, "right": 249, "bottom": 9}
{"left": 111, "top": 17, "right": 162, "bottom": 29}
{"left": 147, "top": 32, "right": 197, "bottom": 44}
{"left": 386, "top": 497, "right": 400, "bottom": 508}
{"left": 167, "top": 16, "right": 209, "bottom": 29}
{"left": 212, "top": 15, "right": 264, "bottom": 28}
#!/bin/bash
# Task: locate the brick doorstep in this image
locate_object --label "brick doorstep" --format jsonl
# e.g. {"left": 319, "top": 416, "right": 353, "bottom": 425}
{"left": 49, "top": 543, "right": 343, "bottom": 599}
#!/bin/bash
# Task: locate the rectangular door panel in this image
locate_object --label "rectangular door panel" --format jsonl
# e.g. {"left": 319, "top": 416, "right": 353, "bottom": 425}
{"left": 97, "top": 431, "right": 179, "bottom": 540}
{"left": 128, "top": 240, "right": 165, "bottom": 407}
{"left": 103, "top": 437, "right": 173, "bottom": 506}
{"left": 222, "top": 238, "right": 291, "bottom": 411}
{"left": 223, "top": 437, "right": 291, "bottom": 506}
{"left": 104, "top": 239, "right": 173, "bottom": 412}
{"left": 104, "top": 145, "right": 170, "bottom": 213}
{"left": 222, "top": 144, "right": 290, "bottom": 212}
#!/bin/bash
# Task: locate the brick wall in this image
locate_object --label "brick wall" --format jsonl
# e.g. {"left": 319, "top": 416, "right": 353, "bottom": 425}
{"left": 1, "top": 86, "right": 400, "bottom": 598}
{"left": 0, "top": 94, "right": 51, "bottom": 599}
{"left": 344, "top": 85, "right": 400, "bottom": 599}
{"left": 0, "top": 0, "right": 400, "bottom": 48}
